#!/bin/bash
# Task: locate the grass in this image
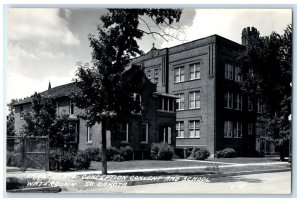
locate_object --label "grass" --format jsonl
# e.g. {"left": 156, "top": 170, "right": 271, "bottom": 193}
{"left": 206, "top": 157, "right": 282, "bottom": 164}
{"left": 89, "top": 160, "right": 225, "bottom": 171}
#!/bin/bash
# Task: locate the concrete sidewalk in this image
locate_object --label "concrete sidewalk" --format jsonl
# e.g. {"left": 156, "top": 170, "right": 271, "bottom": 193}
{"left": 6, "top": 160, "right": 290, "bottom": 177}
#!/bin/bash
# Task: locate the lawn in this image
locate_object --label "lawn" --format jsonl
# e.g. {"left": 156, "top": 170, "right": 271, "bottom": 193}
{"left": 206, "top": 157, "right": 283, "bottom": 164}
{"left": 89, "top": 160, "right": 224, "bottom": 171}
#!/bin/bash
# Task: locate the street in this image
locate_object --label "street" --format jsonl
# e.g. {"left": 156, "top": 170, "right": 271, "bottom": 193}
{"left": 80, "top": 171, "right": 291, "bottom": 194}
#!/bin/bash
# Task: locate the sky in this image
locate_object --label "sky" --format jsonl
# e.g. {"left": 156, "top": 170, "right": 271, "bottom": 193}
{"left": 6, "top": 8, "right": 292, "bottom": 105}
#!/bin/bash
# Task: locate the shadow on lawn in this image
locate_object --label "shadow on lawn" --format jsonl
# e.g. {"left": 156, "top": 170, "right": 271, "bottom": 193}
{"left": 208, "top": 176, "right": 262, "bottom": 183}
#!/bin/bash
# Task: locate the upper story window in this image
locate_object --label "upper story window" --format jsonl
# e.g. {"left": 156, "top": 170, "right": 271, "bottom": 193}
{"left": 121, "top": 123, "right": 129, "bottom": 142}
{"left": 234, "top": 66, "right": 242, "bottom": 82}
{"left": 189, "top": 120, "right": 200, "bottom": 138}
{"left": 189, "top": 91, "right": 200, "bottom": 109}
{"left": 133, "top": 93, "right": 142, "bottom": 113}
{"left": 224, "top": 121, "right": 233, "bottom": 138}
{"left": 235, "top": 94, "right": 243, "bottom": 110}
{"left": 175, "top": 66, "right": 184, "bottom": 83}
{"left": 224, "top": 91, "right": 233, "bottom": 109}
{"left": 190, "top": 63, "right": 201, "bottom": 80}
{"left": 158, "top": 96, "right": 175, "bottom": 112}
{"left": 257, "top": 99, "right": 265, "bottom": 114}
{"left": 154, "top": 68, "right": 159, "bottom": 85}
{"left": 176, "top": 121, "right": 184, "bottom": 138}
{"left": 248, "top": 96, "right": 253, "bottom": 111}
{"left": 225, "top": 64, "right": 234, "bottom": 80}
{"left": 175, "top": 93, "right": 184, "bottom": 110}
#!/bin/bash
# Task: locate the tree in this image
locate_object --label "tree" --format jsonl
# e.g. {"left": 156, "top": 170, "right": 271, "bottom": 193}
{"left": 73, "top": 9, "right": 182, "bottom": 174}
{"left": 22, "top": 92, "right": 70, "bottom": 149}
{"left": 7, "top": 99, "right": 17, "bottom": 137}
{"left": 239, "top": 25, "right": 292, "bottom": 160}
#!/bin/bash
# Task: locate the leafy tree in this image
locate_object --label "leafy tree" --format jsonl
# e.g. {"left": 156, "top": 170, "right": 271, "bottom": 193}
{"left": 73, "top": 9, "right": 182, "bottom": 174}
{"left": 22, "top": 93, "right": 71, "bottom": 149}
{"left": 239, "top": 25, "right": 292, "bottom": 160}
{"left": 7, "top": 99, "right": 18, "bottom": 137}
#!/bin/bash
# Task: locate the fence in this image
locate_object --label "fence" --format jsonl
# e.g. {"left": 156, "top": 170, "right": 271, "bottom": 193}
{"left": 6, "top": 136, "right": 49, "bottom": 171}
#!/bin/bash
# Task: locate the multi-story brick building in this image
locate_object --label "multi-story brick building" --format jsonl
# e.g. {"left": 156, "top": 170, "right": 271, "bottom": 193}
{"left": 131, "top": 27, "right": 275, "bottom": 156}
{"left": 13, "top": 67, "right": 177, "bottom": 159}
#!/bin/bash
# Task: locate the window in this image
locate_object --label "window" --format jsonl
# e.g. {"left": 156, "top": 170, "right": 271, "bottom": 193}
{"left": 248, "top": 96, "right": 253, "bottom": 111}
{"left": 140, "top": 123, "right": 148, "bottom": 143}
{"left": 175, "top": 93, "right": 184, "bottom": 110}
{"left": 175, "top": 66, "right": 184, "bottom": 83}
{"left": 234, "top": 122, "right": 243, "bottom": 138}
{"left": 70, "top": 101, "right": 74, "bottom": 115}
{"left": 190, "top": 63, "right": 201, "bottom": 80}
{"left": 248, "top": 123, "right": 253, "bottom": 135}
{"left": 87, "top": 126, "right": 92, "bottom": 143}
{"left": 133, "top": 93, "right": 142, "bottom": 113}
{"left": 189, "top": 120, "right": 200, "bottom": 138}
{"left": 154, "top": 68, "right": 158, "bottom": 84}
{"left": 189, "top": 91, "right": 200, "bottom": 109}
{"left": 121, "top": 123, "right": 129, "bottom": 142}
{"left": 257, "top": 99, "right": 265, "bottom": 113}
{"left": 235, "top": 94, "right": 243, "bottom": 110}
{"left": 225, "top": 64, "right": 233, "bottom": 80}
{"left": 176, "top": 121, "right": 184, "bottom": 138}
{"left": 224, "top": 91, "right": 233, "bottom": 109}
{"left": 234, "top": 66, "right": 242, "bottom": 82}
{"left": 224, "top": 121, "right": 233, "bottom": 138}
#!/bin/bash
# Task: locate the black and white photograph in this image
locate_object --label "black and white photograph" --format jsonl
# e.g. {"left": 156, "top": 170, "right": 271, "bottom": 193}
{"left": 3, "top": 2, "right": 295, "bottom": 197}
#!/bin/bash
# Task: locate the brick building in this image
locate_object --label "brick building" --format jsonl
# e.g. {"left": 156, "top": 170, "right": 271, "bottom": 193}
{"left": 13, "top": 68, "right": 177, "bottom": 159}
{"left": 131, "top": 27, "right": 275, "bottom": 156}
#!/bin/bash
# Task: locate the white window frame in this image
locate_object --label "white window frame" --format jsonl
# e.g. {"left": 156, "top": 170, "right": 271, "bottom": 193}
{"left": 175, "top": 93, "right": 184, "bottom": 110}
{"left": 248, "top": 122, "right": 253, "bottom": 135}
{"left": 224, "top": 91, "right": 233, "bottom": 109}
{"left": 189, "top": 120, "right": 200, "bottom": 138}
{"left": 235, "top": 94, "right": 243, "bottom": 110}
{"left": 224, "top": 121, "right": 233, "bottom": 138}
{"left": 87, "top": 126, "right": 92, "bottom": 143}
{"left": 234, "top": 122, "right": 243, "bottom": 138}
{"left": 176, "top": 121, "right": 184, "bottom": 138}
{"left": 190, "top": 63, "right": 201, "bottom": 80}
{"left": 234, "top": 66, "right": 242, "bottom": 82}
{"left": 175, "top": 66, "right": 185, "bottom": 83}
{"left": 140, "top": 123, "right": 148, "bottom": 143}
{"left": 225, "top": 64, "right": 233, "bottom": 80}
{"left": 121, "top": 123, "right": 129, "bottom": 143}
{"left": 154, "top": 68, "right": 159, "bottom": 85}
{"left": 189, "top": 91, "right": 200, "bottom": 109}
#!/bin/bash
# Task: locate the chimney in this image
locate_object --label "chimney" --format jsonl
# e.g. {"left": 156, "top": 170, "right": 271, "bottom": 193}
{"left": 48, "top": 81, "right": 51, "bottom": 90}
{"left": 241, "top": 27, "right": 260, "bottom": 46}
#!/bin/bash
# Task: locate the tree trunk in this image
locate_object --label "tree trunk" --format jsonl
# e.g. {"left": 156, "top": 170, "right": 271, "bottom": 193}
{"left": 101, "top": 119, "right": 108, "bottom": 174}
{"left": 279, "top": 145, "right": 285, "bottom": 161}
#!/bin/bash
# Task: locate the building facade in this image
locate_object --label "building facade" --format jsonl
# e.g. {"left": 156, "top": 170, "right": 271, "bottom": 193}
{"left": 13, "top": 70, "right": 177, "bottom": 159}
{"left": 132, "top": 27, "right": 275, "bottom": 156}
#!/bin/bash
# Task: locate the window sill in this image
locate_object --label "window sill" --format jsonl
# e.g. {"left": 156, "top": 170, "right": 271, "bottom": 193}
{"left": 175, "top": 81, "right": 185, "bottom": 84}
{"left": 189, "top": 107, "right": 201, "bottom": 110}
{"left": 141, "top": 142, "right": 148, "bottom": 144}
{"left": 121, "top": 141, "right": 129, "bottom": 144}
{"left": 188, "top": 137, "right": 200, "bottom": 139}
{"left": 189, "top": 78, "right": 201, "bottom": 81}
{"left": 157, "top": 110, "right": 176, "bottom": 113}
{"left": 86, "top": 141, "right": 93, "bottom": 144}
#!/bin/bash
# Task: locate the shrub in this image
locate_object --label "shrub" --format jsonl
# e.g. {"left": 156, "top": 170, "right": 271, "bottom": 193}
{"left": 74, "top": 150, "right": 91, "bottom": 170}
{"left": 49, "top": 150, "right": 61, "bottom": 171}
{"left": 84, "top": 147, "right": 102, "bottom": 161}
{"left": 189, "top": 147, "right": 210, "bottom": 160}
{"left": 107, "top": 147, "right": 121, "bottom": 161}
{"left": 111, "top": 154, "right": 124, "bottom": 162}
{"left": 6, "top": 152, "right": 22, "bottom": 167}
{"left": 215, "top": 148, "right": 236, "bottom": 158}
{"left": 60, "top": 151, "right": 75, "bottom": 171}
{"left": 150, "top": 143, "right": 174, "bottom": 160}
{"left": 120, "top": 146, "right": 133, "bottom": 161}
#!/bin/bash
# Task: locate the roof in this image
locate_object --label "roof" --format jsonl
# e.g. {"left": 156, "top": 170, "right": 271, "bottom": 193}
{"left": 152, "top": 92, "right": 179, "bottom": 99}
{"left": 14, "top": 82, "right": 79, "bottom": 106}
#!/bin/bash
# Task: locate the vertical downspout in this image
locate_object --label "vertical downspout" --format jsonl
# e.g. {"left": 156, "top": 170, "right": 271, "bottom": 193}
{"left": 166, "top": 48, "right": 169, "bottom": 93}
